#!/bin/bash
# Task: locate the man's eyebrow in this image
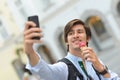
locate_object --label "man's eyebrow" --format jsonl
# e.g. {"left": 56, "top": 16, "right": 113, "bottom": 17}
{"left": 78, "top": 29, "right": 83, "bottom": 31}
{"left": 69, "top": 29, "right": 74, "bottom": 33}
{"left": 70, "top": 28, "right": 83, "bottom": 31}
{"left": 69, "top": 29, "right": 73, "bottom": 32}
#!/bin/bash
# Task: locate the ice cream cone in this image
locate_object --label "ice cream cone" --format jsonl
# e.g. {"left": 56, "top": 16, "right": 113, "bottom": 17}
{"left": 79, "top": 42, "right": 86, "bottom": 52}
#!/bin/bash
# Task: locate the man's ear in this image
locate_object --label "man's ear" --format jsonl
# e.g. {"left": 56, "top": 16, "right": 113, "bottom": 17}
{"left": 87, "top": 36, "right": 91, "bottom": 42}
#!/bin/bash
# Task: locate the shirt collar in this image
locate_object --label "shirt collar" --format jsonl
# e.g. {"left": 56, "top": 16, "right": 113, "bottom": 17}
{"left": 65, "top": 52, "right": 83, "bottom": 62}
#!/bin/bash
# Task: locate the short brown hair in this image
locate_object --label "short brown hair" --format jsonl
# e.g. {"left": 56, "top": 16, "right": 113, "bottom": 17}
{"left": 64, "top": 19, "right": 91, "bottom": 51}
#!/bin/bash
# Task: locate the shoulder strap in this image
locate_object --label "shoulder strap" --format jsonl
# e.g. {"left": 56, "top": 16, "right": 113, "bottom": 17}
{"left": 58, "top": 58, "right": 83, "bottom": 80}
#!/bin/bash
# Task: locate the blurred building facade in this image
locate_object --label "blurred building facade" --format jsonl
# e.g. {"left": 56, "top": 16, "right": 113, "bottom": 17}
{"left": 0, "top": 0, "right": 120, "bottom": 80}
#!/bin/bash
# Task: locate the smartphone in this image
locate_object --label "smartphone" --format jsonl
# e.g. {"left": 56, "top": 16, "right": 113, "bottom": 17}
{"left": 28, "top": 15, "right": 40, "bottom": 40}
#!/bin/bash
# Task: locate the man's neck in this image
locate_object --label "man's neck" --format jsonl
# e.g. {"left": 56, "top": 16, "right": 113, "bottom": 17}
{"left": 69, "top": 49, "right": 83, "bottom": 58}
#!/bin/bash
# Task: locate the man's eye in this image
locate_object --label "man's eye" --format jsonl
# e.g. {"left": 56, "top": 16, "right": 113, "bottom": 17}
{"left": 78, "top": 31, "right": 83, "bottom": 33}
{"left": 68, "top": 32, "right": 73, "bottom": 35}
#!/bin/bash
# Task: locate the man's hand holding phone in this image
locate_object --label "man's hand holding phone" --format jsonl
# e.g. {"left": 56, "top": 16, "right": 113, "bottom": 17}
{"left": 28, "top": 15, "right": 41, "bottom": 40}
{"left": 24, "top": 15, "right": 43, "bottom": 55}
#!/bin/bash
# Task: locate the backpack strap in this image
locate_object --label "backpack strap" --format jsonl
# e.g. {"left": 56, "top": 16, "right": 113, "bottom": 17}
{"left": 58, "top": 58, "right": 83, "bottom": 80}
{"left": 92, "top": 65, "right": 101, "bottom": 80}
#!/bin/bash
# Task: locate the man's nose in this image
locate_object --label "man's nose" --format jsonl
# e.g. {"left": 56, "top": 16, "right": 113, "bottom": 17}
{"left": 74, "top": 33, "right": 79, "bottom": 38}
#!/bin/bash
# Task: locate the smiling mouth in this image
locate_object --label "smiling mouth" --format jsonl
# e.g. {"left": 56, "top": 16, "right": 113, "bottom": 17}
{"left": 73, "top": 40, "right": 82, "bottom": 44}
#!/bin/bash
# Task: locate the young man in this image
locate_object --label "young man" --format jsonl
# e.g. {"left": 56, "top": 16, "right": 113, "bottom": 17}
{"left": 24, "top": 19, "right": 120, "bottom": 80}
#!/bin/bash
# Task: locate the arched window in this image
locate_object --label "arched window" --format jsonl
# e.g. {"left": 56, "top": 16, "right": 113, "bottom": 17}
{"left": 117, "top": 1, "right": 120, "bottom": 16}
{"left": 54, "top": 27, "right": 67, "bottom": 57}
{"left": 0, "top": 20, "right": 9, "bottom": 40}
{"left": 86, "top": 16, "right": 110, "bottom": 41}
{"left": 14, "top": 0, "right": 28, "bottom": 18}
{"left": 85, "top": 16, "right": 113, "bottom": 51}
{"left": 37, "top": 45, "right": 55, "bottom": 64}
{"left": 0, "top": 18, "right": 9, "bottom": 47}
{"left": 58, "top": 32, "right": 67, "bottom": 54}
{"left": 109, "top": 0, "right": 120, "bottom": 40}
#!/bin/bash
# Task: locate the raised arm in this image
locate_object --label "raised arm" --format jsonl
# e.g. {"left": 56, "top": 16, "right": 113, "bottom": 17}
{"left": 24, "top": 21, "right": 43, "bottom": 66}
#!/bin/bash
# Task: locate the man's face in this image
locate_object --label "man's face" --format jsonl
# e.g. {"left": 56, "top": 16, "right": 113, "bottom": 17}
{"left": 66, "top": 24, "right": 88, "bottom": 51}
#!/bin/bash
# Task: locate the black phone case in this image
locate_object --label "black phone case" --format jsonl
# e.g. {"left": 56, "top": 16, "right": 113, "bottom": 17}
{"left": 28, "top": 15, "right": 39, "bottom": 27}
{"left": 28, "top": 15, "right": 40, "bottom": 40}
